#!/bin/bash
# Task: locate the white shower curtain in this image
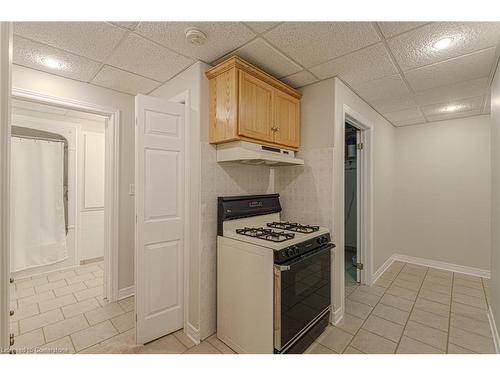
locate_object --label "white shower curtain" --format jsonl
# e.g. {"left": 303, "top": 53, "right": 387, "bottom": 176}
{"left": 10, "top": 137, "right": 68, "bottom": 272}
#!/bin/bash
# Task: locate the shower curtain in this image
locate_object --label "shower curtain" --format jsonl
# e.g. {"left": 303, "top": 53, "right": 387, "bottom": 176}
{"left": 10, "top": 137, "right": 68, "bottom": 272}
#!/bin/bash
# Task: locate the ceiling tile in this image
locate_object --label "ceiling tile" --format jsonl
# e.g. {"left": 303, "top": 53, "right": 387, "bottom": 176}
{"left": 421, "top": 95, "right": 485, "bottom": 122}
{"left": 377, "top": 22, "right": 429, "bottom": 39}
{"left": 384, "top": 107, "right": 425, "bottom": 123}
{"left": 413, "top": 77, "right": 490, "bottom": 106}
{"left": 13, "top": 35, "right": 101, "bottom": 82}
{"left": 91, "top": 65, "right": 161, "bottom": 95}
{"left": 370, "top": 96, "right": 419, "bottom": 114}
{"left": 392, "top": 117, "right": 427, "bottom": 127}
{"left": 106, "top": 33, "right": 194, "bottom": 82}
{"left": 14, "top": 22, "right": 127, "bottom": 61}
{"left": 280, "top": 70, "right": 318, "bottom": 88}
{"left": 243, "top": 22, "right": 281, "bottom": 34}
{"left": 264, "top": 22, "right": 380, "bottom": 67}
{"left": 404, "top": 47, "right": 496, "bottom": 92}
{"left": 350, "top": 74, "right": 411, "bottom": 102}
{"left": 217, "top": 38, "right": 302, "bottom": 78}
{"left": 134, "top": 22, "right": 255, "bottom": 63}
{"left": 109, "top": 22, "right": 139, "bottom": 30}
{"left": 309, "top": 43, "right": 398, "bottom": 84}
{"left": 387, "top": 22, "right": 500, "bottom": 71}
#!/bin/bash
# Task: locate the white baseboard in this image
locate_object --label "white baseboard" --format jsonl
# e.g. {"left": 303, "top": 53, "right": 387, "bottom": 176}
{"left": 118, "top": 286, "right": 134, "bottom": 300}
{"left": 332, "top": 305, "right": 344, "bottom": 325}
{"left": 371, "top": 254, "right": 397, "bottom": 285}
{"left": 393, "top": 254, "right": 490, "bottom": 279}
{"left": 487, "top": 306, "right": 500, "bottom": 354}
{"left": 185, "top": 322, "right": 200, "bottom": 345}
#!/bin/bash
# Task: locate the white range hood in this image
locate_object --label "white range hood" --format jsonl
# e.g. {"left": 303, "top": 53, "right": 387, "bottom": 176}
{"left": 216, "top": 141, "right": 304, "bottom": 166}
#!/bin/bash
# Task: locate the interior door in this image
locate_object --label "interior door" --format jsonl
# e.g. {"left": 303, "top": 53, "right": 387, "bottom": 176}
{"left": 135, "top": 94, "right": 185, "bottom": 344}
{"left": 356, "top": 130, "right": 362, "bottom": 283}
{"left": 238, "top": 71, "right": 274, "bottom": 142}
{"left": 273, "top": 91, "right": 300, "bottom": 149}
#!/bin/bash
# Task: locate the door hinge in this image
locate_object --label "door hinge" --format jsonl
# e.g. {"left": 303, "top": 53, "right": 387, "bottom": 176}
{"left": 357, "top": 143, "right": 364, "bottom": 150}
{"left": 356, "top": 263, "right": 364, "bottom": 270}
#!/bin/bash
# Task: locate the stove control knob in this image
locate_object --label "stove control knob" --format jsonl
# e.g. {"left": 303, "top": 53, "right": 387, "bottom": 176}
{"left": 286, "top": 248, "right": 295, "bottom": 257}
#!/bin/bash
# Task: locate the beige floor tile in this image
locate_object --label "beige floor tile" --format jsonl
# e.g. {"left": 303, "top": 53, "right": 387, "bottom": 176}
{"left": 43, "top": 314, "right": 89, "bottom": 342}
{"left": 453, "top": 284, "right": 486, "bottom": 298}
{"left": 53, "top": 282, "right": 88, "bottom": 297}
{"left": 345, "top": 299, "right": 373, "bottom": 320}
{"left": 12, "top": 328, "right": 45, "bottom": 351}
{"left": 118, "top": 296, "right": 135, "bottom": 312}
{"left": 454, "top": 278, "right": 482, "bottom": 290}
{"left": 19, "top": 308, "right": 64, "bottom": 334}
{"left": 421, "top": 281, "right": 452, "bottom": 295}
{"left": 334, "top": 313, "right": 364, "bottom": 335}
{"left": 362, "top": 315, "right": 404, "bottom": 342}
{"left": 207, "top": 334, "right": 235, "bottom": 354}
{"left": 380, "top": 294, "right": 414, "bottom": 312}
{"left": 16, "top": 276, "right": 48, "bottom": 290}
{"left": 81, "top": 330, "right": 140, "bottom": 354}
{"left": 414, "top": 297, "right": 450, "bottom": 317}
{"left": 427, "top": 269, "right": 453, "bottom": 279}
{"left": 305, "top": 341, "right": 336, "bottom": 354}
{"left": 35, "top": 279, "right": 68, "bottom": 294}
{"left": 350, "top": 329, "right": 397, "bottom": 354}
{"left": 74, "top": 286, "right": 103, "bottom": 301}
{"left": 451, "top": 302, "right": 489, "bottom": 321}
{"left": 75, "top": 265, "right": 102, "bottom": 275}
{"left": 39, "top": 294, "right": 77, "bottom": 313}
{"left": 355, "top": 285, "right": 386, "bottom": 296}
{"left": 110, "top": 311, "right": 134, "bottom": 333}
{"left": 371, "top": 303, "right": 410, "bottom": 325}
{"left": 71, "top": 320, "right": 119, "bottom": 352}
{"left": 386, "top": 285, "right": 418, "bottom": 301}
{"left": 454, "top": 273, "right": 481, "bottom": 282}
{"left": 11, "top": 303, "right": 39, "bottom": 322}
{"left": 12, "top": 286, "right": 35, "bottom": 299}
{"left": 316, "top": 325, "right": 353, "bottom": 353}
{"left": 139, "top": 333, "right": 187, "bottom": 354}
{"left": 47, "top": 270, "right": 77, "bottom": 282}
{"left": 452, "top": 292, "right": 488, "bottom": 310}
{"left": 403, "top": 321, "right": 447, "bottom": 350}
{"left": 343, "top": 345, "right": 364, "bottom": 354}
{"left": 17, "top": 290, "right": 55, "bottom": 308}
{"left": 66, "top": 273, "right": 95, "bottom": 285}
{"left": 450, "top": 312, "right": 492, "bottom": 337}
{"left": 409, "top": 308, "right": 449, "bottom": 332}
{"left": 39, "top": 336, "right": 75, "bottom": 354}
{"left": 448, "top": 327, "right": 495, "bottom": 353}
{"left": 85, "top": 302, "right": 124, "bottom": 325}
{"left": 447, "top": 343, "right": 477, "bottom": 354}
{"left": 348, "top": 289, "right": 381, "bottom": 307}
{"left": 374, "top": 277, "right": 392, "bottom": 288}
{"left": 418, "top": 290, "right": 451, "bottom": 306}
{"left": 184, "top": 340, "right": 221, "bottom": 354}
{"left": 396, "top": 336, "right": 444, "bottom": 354}
{"left": 61, "top": 298, "right": 101, "bottom": 318}
{"left": 173, "top": 329, "right": 196, "bottom": 349}
{"left": 396, "top": 272, "right": 424, "bottom": 284}
{"left": 101, "top": 328, "right": 136, "bottom": 347}
{"left": 424, "top": 275, "right": 452, "bottom": 287}
{"left": 93, "top": 270, "right": 104, "bottom": 278}
{"left": 392, "top": 278, "right": 421, "bottom": 291}
{"left": 84, "top": 278, "right": 103, "bottom": 288}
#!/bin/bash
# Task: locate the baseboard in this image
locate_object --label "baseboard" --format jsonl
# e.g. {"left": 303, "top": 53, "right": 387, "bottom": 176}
{"left": 487, "top": 306, "right": 500, "bottom": 354}
{"left": 393, "top": 254, "right": 490, "bottom": 279}
{"left": 185, "top": 322, "right": 200, "bottom": 344}
{"left": 80, "top": 256, "right": 104, "bottom": 265}
{"left": 371, "top": 254, "right": 397, "bottom": 285}
{"left": 118, "top": 286, "right": 134, "bottom": 300}
{"left": 332, "top": 305, "right": 344, "bottom": 325}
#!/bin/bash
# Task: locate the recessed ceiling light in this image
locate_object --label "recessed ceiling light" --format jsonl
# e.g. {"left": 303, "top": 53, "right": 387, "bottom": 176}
{"left": 40, "top": 57, "right": 67, "bottom": 71}
{"left": 433, "top": 37, "right": 452, "bottom": 50}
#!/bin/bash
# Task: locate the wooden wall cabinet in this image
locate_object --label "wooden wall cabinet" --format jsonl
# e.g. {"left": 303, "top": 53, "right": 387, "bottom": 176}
{"left": 206, "top": 56, "right": 302, "bottom": 150}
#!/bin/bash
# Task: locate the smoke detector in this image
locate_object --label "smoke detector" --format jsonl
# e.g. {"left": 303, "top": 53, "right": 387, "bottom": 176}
{"left": 185, "top": 28, "right": 207, "bottom": 46}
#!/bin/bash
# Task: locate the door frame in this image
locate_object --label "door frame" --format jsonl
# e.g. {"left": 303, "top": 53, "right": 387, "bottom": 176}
{"left": 9, "top": 88, "right": 120, "bottom": 302}
{"left": 335, "top": 104, "right": 373, "bottom": 320}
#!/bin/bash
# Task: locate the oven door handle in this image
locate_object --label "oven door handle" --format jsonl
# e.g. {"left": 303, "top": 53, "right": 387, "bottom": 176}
{"left": 275, "top": 264, "right": 291, "bottom": 271}
{"left": 278, "top": 243, "right": 334, "bottom": 271}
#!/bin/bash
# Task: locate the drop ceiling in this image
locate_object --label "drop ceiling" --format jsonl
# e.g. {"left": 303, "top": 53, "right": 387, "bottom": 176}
{"left": 12, "top": 21, "right": 500, "bottom": 127}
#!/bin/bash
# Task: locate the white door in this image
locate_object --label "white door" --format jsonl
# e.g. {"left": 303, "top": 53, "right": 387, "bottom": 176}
{"left": 135, "top": 94, "right": 185, "bottom": 344}
{"left": 356, "top": 130, "right": 362, "bottom": 283}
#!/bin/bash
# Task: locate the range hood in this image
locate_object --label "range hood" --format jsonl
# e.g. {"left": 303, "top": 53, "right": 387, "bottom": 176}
{"left": 216, "top": 141, "right": 304, "bottom": 166}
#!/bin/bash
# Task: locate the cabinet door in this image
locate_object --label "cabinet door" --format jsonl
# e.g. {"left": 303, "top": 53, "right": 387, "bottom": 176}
{"left": 273, "top": 90, "right": 300, "bottom": 148}
{"left": 238, "top": 71, "right": 274, "bottom": 142}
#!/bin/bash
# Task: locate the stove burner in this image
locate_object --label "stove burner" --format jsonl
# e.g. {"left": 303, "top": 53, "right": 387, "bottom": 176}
{"left": 236, "top": 227, "right": 295, "bottom": 242}
{"left": 267, "top": 222, "right": 320, "bottom": 233}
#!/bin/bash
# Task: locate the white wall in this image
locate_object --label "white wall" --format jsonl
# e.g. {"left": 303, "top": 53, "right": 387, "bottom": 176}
{"left": 394, "top": 115, "right": 491, "bottom": 271}
{"left": 12, "top": 65, "right": 135, "bottom": 290}
{"left": 490, "top": 61, "right": 500, "bottom": 329}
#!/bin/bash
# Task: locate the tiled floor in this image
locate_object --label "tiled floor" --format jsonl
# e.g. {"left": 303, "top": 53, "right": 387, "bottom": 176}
{"left": 10, "top": 260, "right": 496, "bottom": 354}
{"left": 306, "top": 261, "right": 496, "bottom": 354}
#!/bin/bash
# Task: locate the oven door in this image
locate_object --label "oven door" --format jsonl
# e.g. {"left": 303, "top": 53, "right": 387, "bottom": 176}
{"left": 274, "top": 243, "right": 332, "bottom": 352}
